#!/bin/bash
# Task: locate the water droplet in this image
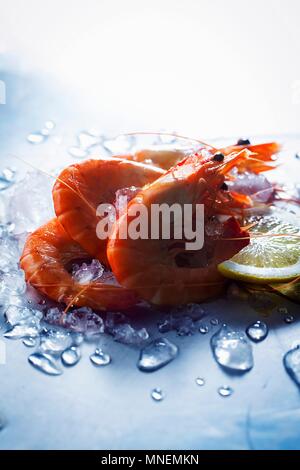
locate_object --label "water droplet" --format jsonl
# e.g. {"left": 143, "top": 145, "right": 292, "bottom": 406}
{"left": 61, "top": 346, "right": 81, "bottom": 367}
{"left": 278, "top": 306, "right": 289, "bottom": 315}
{"left": 90, "top": 348, "right": 111, "bottom": 366}
{"left": 68, "top": 146, "right": 88, "bottom": 159}
{"left": 284, "top": 315, "right": 295, "bottom": 324}
{"left": 195, "top": 377, "right": 205, "bottom": 386}
{"left": 23, "top": 337, "right": 37, "bottom": 347}
{"left": 218, "top": 386, "right": 233, "bottom": 397}
{"left": 151, "top": 388, "right": 165, "bottom": 402}
{"left": 137, "top": 337, "right": 178, "bottom": 372}
{"left": 246, "top": 321, "right": 268, "bottom": 343}
{"left": 28, "top": 353, "right": 62, "bottom": 376}
{"left": 199, "top": 324, "right": 209, "bottom": 334}
{"left": 27, "top": 132, "right": 45, "bottom": 144}
{"left": 211, "top": 324, "right": 254, "bottom": 372}
{"left": 44, "top": 120, "right": 55, "bottom": 130}
{"left": 283, "top": 346, "right": 300, "bottom": 387}
{"left": 210, "top": 318, "right": 219, "bottom": 326}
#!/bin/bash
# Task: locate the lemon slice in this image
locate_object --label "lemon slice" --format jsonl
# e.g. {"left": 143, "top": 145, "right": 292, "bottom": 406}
{"left": 218, "top": 216, "right": 300, "bottom": 283}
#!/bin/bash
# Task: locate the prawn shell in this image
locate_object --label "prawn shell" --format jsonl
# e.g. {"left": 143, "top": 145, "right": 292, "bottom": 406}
{"left": 107, "top": 152, "right": 250, "bottom": 306}
{"left": 52, "top": 157, "right": 164, "bottom": 265}
{"left": 20, "top": 218, "right": 138, "bottom": 311}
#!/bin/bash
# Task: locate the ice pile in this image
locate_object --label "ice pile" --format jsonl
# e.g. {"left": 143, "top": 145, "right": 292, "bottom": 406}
{"left": 45, "top": 306, "right": 105, "bottom": 336}
{"left": 6, "top": 171, "right": 54, "bottom": 234}
{"left": 105, "top": 312, "right": 150, "bottom": 346}
{"left": 157, "top": 303, "right": 206, "bottom": 336}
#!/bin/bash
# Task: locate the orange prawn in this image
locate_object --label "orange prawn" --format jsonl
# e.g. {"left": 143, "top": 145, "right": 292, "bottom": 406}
{"left": 20, "top": 218, "right": 138, "bottom": 311}
{"left": 128, "top": 134, "right": 280, "bottom": 172}
{"left": 107, "top": 149, "right": 250, "bottom": 305}
{"left": 52, "top": 157, "right": 164, "bottom": 265}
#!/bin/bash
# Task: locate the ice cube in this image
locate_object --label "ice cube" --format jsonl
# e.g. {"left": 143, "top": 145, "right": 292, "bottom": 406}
{"left": 63, "top": 307, "right": 105, "bottom": 335}
{"left": 72, "top": 259, "right": 104, "bottom": 284}
{"left": 0, "top": 270, "right": 26, "bottom": 296}
{"left": 113, "top": 323, "right": 149, "bottom": 346}
{"left": 105, "top": 312, "right": 127, "bottom": 333}
{"left": 138, "top": 337, "right": 179, "bottom": 372}
{"left": 228, "top": 171, "right": 274, "bottom": 203}
{"left": 77, "top": 131, "right": 101, "bottom": 150}
{"left": 115, "top": 187, "right": 140, "bottom": 216}
{"left": 5, "top": 305, "right": 42, "bottom": 326}
{"left": 39, "top": 328, "right": 73, "bottom": 355}
{"left": 44, "top": 307, "right": 62, "bottom": 325}
{"left": 4, "top": 317, "right": 41, "bottom": 339}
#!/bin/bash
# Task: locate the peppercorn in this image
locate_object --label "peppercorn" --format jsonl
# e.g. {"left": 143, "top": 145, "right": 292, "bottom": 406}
{"left": 237, "top": 138, "right": 251, "bottom": 146}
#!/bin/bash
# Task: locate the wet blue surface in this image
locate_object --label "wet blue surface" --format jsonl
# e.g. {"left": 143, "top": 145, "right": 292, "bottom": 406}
{"left": 1, "top": 65, "right": 300, "bottom": 450}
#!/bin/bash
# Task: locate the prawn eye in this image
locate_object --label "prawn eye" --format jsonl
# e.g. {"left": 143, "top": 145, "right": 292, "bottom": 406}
{"left": 220, "top": 182, "right": 228, "bottom": 191}
{"left": 237, "top": 138, "right": 251, "bottom": 146}
{"left": 213, "top": 152, "right": 225, "bottom": 162}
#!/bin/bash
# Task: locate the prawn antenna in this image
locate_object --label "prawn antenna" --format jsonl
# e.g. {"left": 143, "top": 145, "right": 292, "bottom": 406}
{"left": 122, "top": 132, "right": 218, "bottom": 150}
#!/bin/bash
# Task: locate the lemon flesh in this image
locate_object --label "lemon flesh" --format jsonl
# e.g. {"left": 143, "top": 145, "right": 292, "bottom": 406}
{"left": 218, "top": 216, "right": 300, "bottom": 283}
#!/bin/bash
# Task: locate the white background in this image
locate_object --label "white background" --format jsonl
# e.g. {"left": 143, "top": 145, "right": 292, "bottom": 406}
{"left": 1, "top": 0, "right": 300, "bottom": 138}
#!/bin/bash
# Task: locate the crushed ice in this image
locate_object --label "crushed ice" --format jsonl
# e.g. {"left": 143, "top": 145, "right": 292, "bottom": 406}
{"left": 72, "top": 259, "right": 104, "bottom": 284}
{"left": 0, "top": 132, "right": 292, "bottom": 387}
{"left": 228, "top": 170, "right": 274, "bottom": 203}
{"left": 68, "top": 130, "right": 103, "bottom": 159}
{"left": 157, "top": 303, "right": 206, "bottom": 336}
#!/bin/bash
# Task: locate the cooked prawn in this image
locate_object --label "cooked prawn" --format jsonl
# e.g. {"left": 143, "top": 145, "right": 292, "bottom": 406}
{"left": 107, "top": 149, "right": 250, "bottom": 305}
{"left": 20, "top": 218, "right": 138, "bottom": 311}
{"left": 52, "top": 157, "right": 163, "bottom": 265}
{"left": 128, "top": 135, "right": 280, "bottom": 172}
